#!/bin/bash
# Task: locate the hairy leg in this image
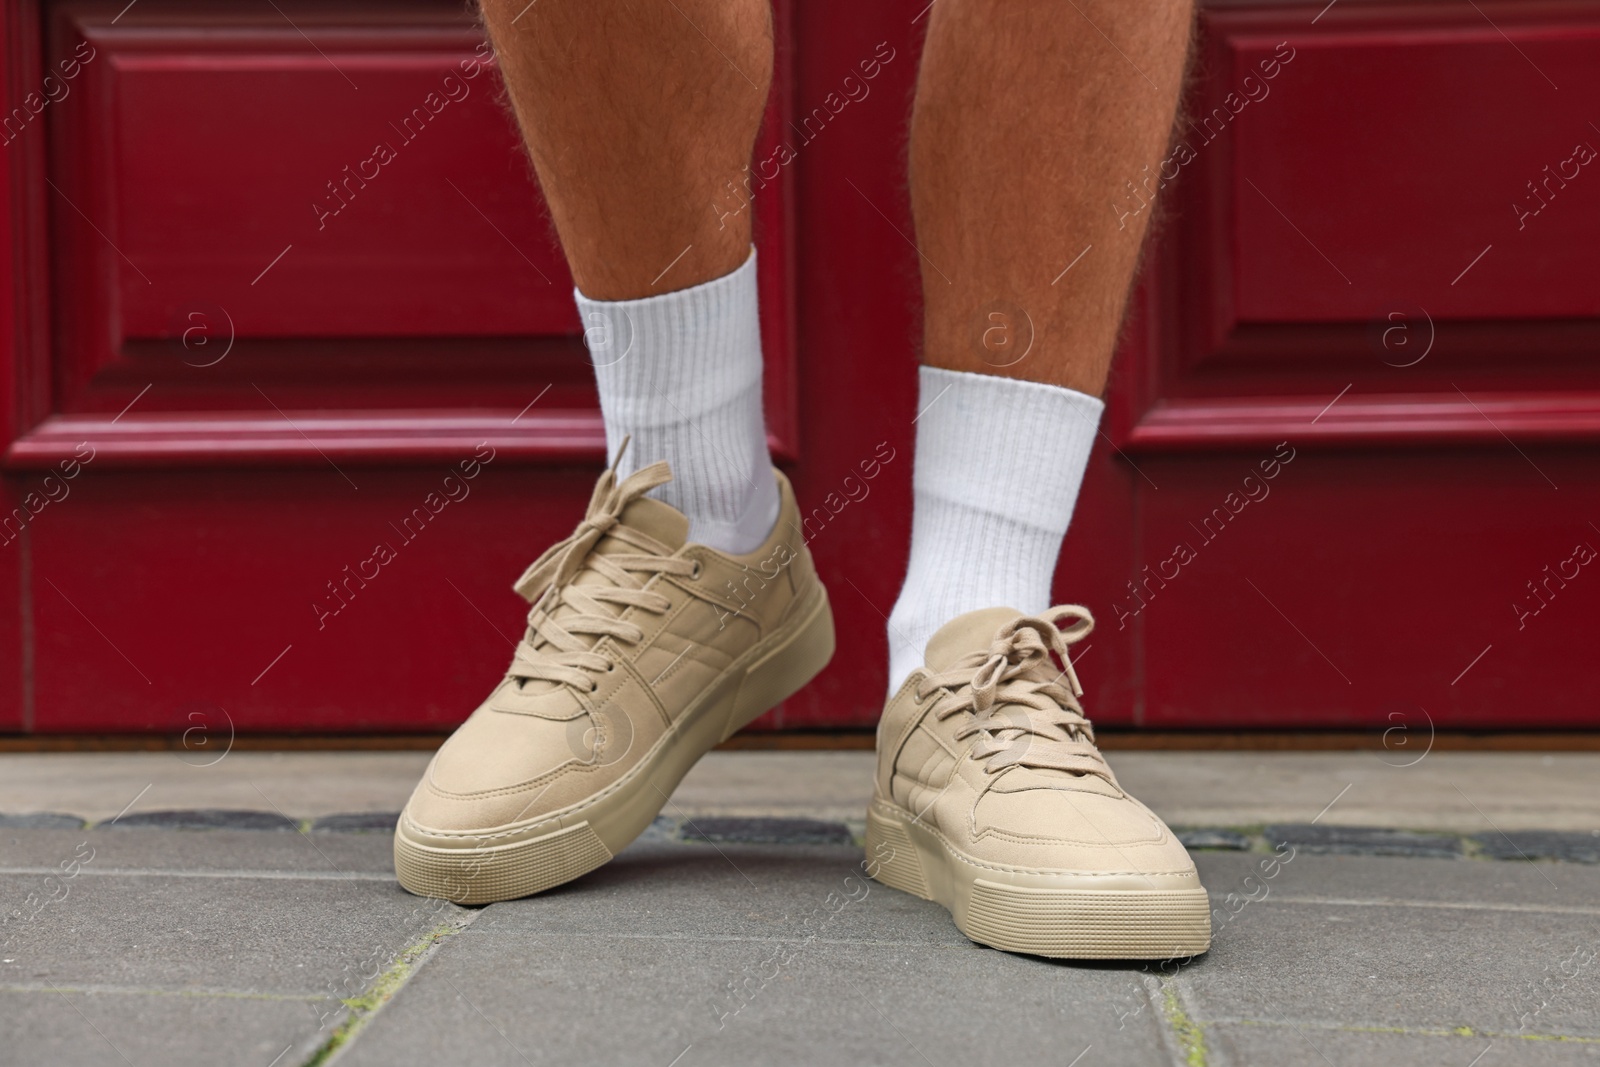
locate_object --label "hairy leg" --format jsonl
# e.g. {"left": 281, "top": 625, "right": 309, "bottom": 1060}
{"left": 479, "top": 0, "right": 773, "bottom": 299}
{"left": 911, "top": 0, "right": 1193, "bottom": 393}
{"left": 480, "top": 0, "right": 780, "bottom": 551}
{"left": 885, "top": 0, "right": 1194, "bottom": 690}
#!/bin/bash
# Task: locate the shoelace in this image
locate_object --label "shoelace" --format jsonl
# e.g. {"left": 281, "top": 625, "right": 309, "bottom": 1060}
{"left": 916, "top": 605, "right": 1111, "bottom": 779}
{"left": 506, "top": 442, "right": 694, "bottom": 695}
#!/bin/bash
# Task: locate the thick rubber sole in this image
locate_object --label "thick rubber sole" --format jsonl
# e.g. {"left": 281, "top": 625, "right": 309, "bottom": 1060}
{"left": 394, "top": 587, "right": 835, "bottom": 904}
{"left": 864, "top": 800, "right": 1211, "bottom": 960}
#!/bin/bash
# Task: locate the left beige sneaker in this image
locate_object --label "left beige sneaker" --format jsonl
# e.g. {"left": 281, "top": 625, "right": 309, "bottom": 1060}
{"left": 866, "top": 605, "right": 1211, "bottom": 959}
{"left": 394, "top": 451, "right": 833, "bottom": 904}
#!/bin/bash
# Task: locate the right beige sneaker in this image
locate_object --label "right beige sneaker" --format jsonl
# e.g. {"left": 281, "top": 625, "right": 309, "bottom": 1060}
{"left": 394, "top": 453, "right": 833, "bottom": 904}
{"left": 866, "top": 605, "right": 1211, "bottom": 959}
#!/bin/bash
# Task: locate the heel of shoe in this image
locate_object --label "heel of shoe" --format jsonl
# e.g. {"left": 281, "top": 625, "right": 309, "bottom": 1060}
{"left": 864, "top": 804, "right": 932, "bottom": 900}
{"left": 724, "top": 588, "right": 835, "bottom": 739}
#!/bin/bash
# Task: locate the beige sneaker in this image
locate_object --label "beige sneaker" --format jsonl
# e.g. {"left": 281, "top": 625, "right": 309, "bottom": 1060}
{"left": 866, "top": 605, "right": 1210, "bottom": 959}
{"left": 394, "top": 453, "right": 834, "bottom": 904}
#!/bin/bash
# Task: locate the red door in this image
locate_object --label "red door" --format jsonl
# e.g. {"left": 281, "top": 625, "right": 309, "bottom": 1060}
{"left": 3, "top": 0, "right": 1597, "bottom": 735}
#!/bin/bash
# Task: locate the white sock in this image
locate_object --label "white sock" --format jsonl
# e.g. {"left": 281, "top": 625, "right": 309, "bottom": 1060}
{"left": 575, "top": 249, "right": 778, "bottom": 554}
{"left": 886, "top": 366, "right": 1105, "bottom": 692}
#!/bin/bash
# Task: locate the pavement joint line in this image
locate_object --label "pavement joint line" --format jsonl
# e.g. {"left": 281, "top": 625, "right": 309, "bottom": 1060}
{"left": 301, "top": 909, "right": 482, "bottom": 1067}
{"left": 1159, "top": 977, "right": 1210, "bottom": 1067}
{"left": 0, "top": 866, "right": 394, "bottom": 881}
{"left": 1213, "top": 1017, "right": 1600, "bottom": 1044}
{"left": 6, "top": 869, "right": 1592, "bottom": 912}
{"left": 0, "top": 982, "right": 328, "bottom": 1001}
{"left": 1141, "top": 974, "right": 1190, "bottom": 1067}
{"left": 1262, "top": 894, "right": 1600, "bottom": 916}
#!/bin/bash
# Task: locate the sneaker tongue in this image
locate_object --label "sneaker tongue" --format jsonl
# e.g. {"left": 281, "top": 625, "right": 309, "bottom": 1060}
{"left": 546, "top": 495, "right": 688, "bottom": 618}
{"left": 923, "top": 607, "right": 1026, "bottom": 672}
{"left": 612, "top": 495, "right": 688, "bottom": 552}
{"left": 567, "top": 495, "right": 688, "bottom": 583}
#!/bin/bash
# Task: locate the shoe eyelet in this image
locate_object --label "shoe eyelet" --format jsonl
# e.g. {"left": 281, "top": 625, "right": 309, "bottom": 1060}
{"left": 605, "top": 662, "right": 616, "bottom": 673}
{"left": 689, "top": 561, "right": 703, "bottom": 579}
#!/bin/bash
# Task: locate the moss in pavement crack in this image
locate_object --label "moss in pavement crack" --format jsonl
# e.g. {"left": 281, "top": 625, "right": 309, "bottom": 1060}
{"left": 1162, "top": 983, "right": 1208, "bottom": 1067}
{"left": 302, "top": 919, "right": 468, "bottom": 1066}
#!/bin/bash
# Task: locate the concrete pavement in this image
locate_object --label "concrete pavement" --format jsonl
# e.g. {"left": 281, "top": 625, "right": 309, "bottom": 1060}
{"left": 1, "top": 749, "right": 1597, "bottom": 1066}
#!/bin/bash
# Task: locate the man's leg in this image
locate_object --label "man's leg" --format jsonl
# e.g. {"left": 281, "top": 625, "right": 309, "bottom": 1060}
{"left": 866, "top": 0, "right": 1209, "bottom": 961}
{"left": 395, "top": 4, "right": 837, "bottom": 905}
{"left": 480, "top": 0, "right": 778, "bottom": 551}
{"left": 885, "top": 0, "right": 1193, "bottom": 687}
{"left": 866, "top": 0, "right": 1210, "bottom": 962}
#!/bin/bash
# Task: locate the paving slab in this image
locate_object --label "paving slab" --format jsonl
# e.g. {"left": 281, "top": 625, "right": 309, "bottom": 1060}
{"left": 1, "top": 990, "right": 327, "bottom": 1067}
{"left": 991, "top": 852, "right": 1600, "bottom": 1066}
{"left": 0, "top": 828, "right": 1596, "bottom": 1066}
{"left": 3, "top": 750, "right": 1600, "bottom": 1066}
{"left": 1179, "top": 903, "right": 1600, "bottom": 1039}
{"left": 2, "top": 826, "right": 400, "bottom": 875}
{"left": 338, "top": 841, "right": 1170, "bottom": 1067}
{"left": 1209, "top": 1022, "right": 1600, "bottom": 1066}
{"left": 460, "top": 841, "right": 964, "bottom": 948}
{"left": 0, "top": 752, "right": 432, "bottom": 823}
{"left": 335, "top": 844, "right": 1600, "bottom": 1067}
{"left": 1174, "top": 855, "right": 1600, "bottom": 1045}
{"left": 1111, "top": 751, "right": 1600, "bottom": 833}
{"left": 1192, "top": 850, "right": 1588, "bottom": 912}
{"left": 1, "top": 871, "right": 447, "bottom": 994}
{"left": 0, "top": 826, "right": 462, "bottom": 1067}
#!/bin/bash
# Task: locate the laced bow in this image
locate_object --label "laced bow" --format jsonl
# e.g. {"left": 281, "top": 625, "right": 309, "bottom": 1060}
{"left": 506, "top": 440, "right": 695, "bottom": 694}
{"left": 917, "top": 605, "right": 1110, "bottom": 779}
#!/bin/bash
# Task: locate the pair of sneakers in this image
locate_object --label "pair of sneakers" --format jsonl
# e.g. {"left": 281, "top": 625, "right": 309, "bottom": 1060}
{"left": 394, "top": 457, "right": 1211, "bottom": 960}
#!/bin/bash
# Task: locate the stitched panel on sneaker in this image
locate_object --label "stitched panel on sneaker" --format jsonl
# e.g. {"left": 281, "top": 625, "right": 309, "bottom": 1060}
{"left": 974, "top": 785, "right": 1166, "bottom": 845}
{"left": 891, "top": 727, "right": 948, "bottom": 809}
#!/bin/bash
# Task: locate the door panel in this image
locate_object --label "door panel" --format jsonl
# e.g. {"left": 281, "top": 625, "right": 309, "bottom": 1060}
{"left": 1111, "top": 1, "right": 1600, "bottom": 726}
{"left": 1132, "top": 4, "right": 1600, "bottom": 451}
{"left": 21, "top": 1, "right": 798, "bottom": 468}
